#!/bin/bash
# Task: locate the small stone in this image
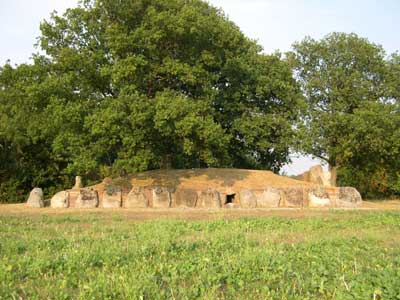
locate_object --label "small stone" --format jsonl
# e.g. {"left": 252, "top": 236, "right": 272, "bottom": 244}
{"left": 126, "top": 187, "right": 148, "bottom": 208}
{"left": 26, "top": 188, "right": 44, "bottom": 208}
{"left": 72, "top": 176, "right": 83, "bottom": 190}
{"left": 75, "top": 188, "right": 99, "bottom": 208}
{"left": 197, "top": 188, "right": 221, "bottom": 208}
{"left": 51, "top": 191, "right": 69, "bottom": 208}
{"left": 152, "top": 187, "right": 171, "bottom": 208}
{"left": 102, "top": 190, "right": 122, "bottom": 208}
{"left": 257, "top": 188, "right": 281, "bottom": 208}
{"left": 239, "top": 189, "right": 257, "bottom": 208}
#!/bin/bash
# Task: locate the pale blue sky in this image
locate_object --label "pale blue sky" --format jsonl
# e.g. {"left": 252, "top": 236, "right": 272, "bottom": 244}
{"left": 1, "top": 0, "right": 399, "bottom": 174}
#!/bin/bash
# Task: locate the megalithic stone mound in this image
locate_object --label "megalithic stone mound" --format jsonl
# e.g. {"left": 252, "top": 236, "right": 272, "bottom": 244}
{"left": 39, "top": 168, "right": 362, "bottom": 209}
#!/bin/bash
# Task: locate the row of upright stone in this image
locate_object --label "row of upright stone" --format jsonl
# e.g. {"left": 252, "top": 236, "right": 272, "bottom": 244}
{"left": 27, "top": 175, "right": 362, "bottom": 209}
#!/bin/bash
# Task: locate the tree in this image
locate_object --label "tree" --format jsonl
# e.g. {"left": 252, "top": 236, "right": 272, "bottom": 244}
{"left": 0, "top": 0, "right": 302, "bottom": 202}
{"left": 288, "top": 32, "right": 388, "bottom": 185}
{"left": 336, "top": 101, "right": 400, "bottom": 197}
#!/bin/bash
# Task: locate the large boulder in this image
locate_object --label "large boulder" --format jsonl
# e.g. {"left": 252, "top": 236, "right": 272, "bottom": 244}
{"left": 171, "top": 189, "right": 198, "bottom": 208}
{"left": 308, "top": 187, "right": 331, "bottom": 208}
{"left": 152, "top": 187, "right": 171, "bottom": 208}
{"left": 239, "top": 189, "right": 257, "bottom": 208}
{"left": 75, "top": 188, "right": 99, "bottom": 208}
{"left": 337, "top": 187, "right": 362, "bottom": 208}
{"left": 257, "top": 188, "right": 281, "bottom": 208}
{"left": 51, "top": 191, "right": 69, "bottom": 208}
{"left": 126, "top": 187, "right": 148, "bottom": 208}
{"left": 301, "top": 165, "right": 332, "bottom": 187}
{"left": 26, "top": 188, "right": 44, "bottom": 208}
{"left": 281, "top": 187, "right": 305, "bottom": 207}
{"left": 102, "top": 190, "right": 122, "bottom": 208}
{"left": 197, "top": 188, "right": 221, "bottom": 208}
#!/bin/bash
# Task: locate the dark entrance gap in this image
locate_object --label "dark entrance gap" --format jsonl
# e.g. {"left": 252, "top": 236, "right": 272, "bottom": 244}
{"left": 226, "top": 194, "right": 236, "bottom": 204}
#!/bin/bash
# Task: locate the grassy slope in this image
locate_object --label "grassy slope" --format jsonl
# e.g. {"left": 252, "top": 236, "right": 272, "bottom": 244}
{"left": 0, "top": 210, "right": 399, "bottom": 299}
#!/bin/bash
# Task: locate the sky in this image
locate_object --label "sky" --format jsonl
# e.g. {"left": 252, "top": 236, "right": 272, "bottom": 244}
{"left": 1, "top": 0, "right": 399, "bottom": 174}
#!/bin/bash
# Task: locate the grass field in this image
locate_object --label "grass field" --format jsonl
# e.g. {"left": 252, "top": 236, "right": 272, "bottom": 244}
{"left": 1, "top": 205, "right": 399, "bottom": 299}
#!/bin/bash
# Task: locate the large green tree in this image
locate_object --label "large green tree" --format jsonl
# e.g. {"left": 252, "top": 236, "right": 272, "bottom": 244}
{"left": 0, "top": 0, "right": 302, "bottom": 202}
{"left": 288, "top": 32, "right": 388, "bottom": 186}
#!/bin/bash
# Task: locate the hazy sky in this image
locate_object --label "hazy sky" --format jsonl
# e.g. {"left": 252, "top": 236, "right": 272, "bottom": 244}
{"left": 1, "top": 0, "right": 399, "bottom": 174}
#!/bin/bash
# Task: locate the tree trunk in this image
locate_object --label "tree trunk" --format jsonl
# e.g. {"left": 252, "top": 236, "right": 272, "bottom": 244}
{"left": 329, "top": 164, "right": 337, "bottom": 187}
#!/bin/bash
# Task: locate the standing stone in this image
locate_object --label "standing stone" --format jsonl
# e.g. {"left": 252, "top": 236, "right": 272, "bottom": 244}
{"left": 301, "top": 165, "right": 332, "bottom": 187}
{"left": 239, "top": 189, "right": 257, "bottom": 208}
{"left": 197, "top": 189, "right": 221, "bottom": 208}
{"left": 281, "top": 187, "right": 304, "bottom": 207}
{"left": 308, "top": 187, "right": 331, "bottom": 208}
{"left": 152, "top": 187, "right": 171, "bottom": 208}
{"left": 51, "top": 191, "right": 69, "bottom": 208}
{"left": 126, "top": 187, "right": 148, "bottom": 208}
{"left": 72, "top": 176, "right": 83, "bottom": 190}
{"left": 26, "top": 188, "right": 44, "bottom": 208}
{"left": 102, "top": 190, "right": 122, "bottom": 208}
{"left": 257, "top": 188, "right": 281, "bottom": 208}
{"left": 171, "top": 189, "right": 198, "bottom": 208}
{"left": 75, "top": 188, "right": 99, "bottom": 208}
{"left": 337, "top": 187, "right": 362, "bottom": 208}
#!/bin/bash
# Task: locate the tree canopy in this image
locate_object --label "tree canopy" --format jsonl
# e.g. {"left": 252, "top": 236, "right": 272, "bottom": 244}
{"left": 289, "top": 33, "right": 400, "bottom": 195}
{"left": 0, "top": 0, "right": 302, "bottom": 202}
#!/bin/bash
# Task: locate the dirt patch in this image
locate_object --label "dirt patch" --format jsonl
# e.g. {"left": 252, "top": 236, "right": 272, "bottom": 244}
{"left": 1, "top": 200, "right": 399, "bottom": 221}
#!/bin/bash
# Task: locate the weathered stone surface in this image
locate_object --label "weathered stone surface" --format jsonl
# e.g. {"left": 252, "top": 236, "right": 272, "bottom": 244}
{"left": 152, "top": 187, "right": 171, "bottom": 208}
{"left": 171, "top": 189, "right": 198, "bottom": 208}
{"left": 51, "top": 191, "right": 69, "bottom": 208}
{"left": 26, "top": 188, "right": 44, "bottom": 208}
{"left": 308, "top": 187, "right": 331, "bottom": 208}
{"left": 239, "top": 189, "right": 257, "bottom": 208}
{"left": 301, "top": 165, "right": 332, "bottom": 187}
{"left": 102, "top": 191, "right": 122, "bottom": 208}
{"left": 224, "top": 203, "right": 240, "bottom": 209}
{"left": 257, "top": 188, "right": 281, "bottom": 208}
{"left": 337, "top": 187, "right": 362, "bottom": 208}
{"left": 197, "top": 189, "right": 221, "bottom": 208}
{"left": 72, "top": 176, "right": 83, "bottom": 190}
{"left": 75, "top": 188, "right": 99, "bottom": 208}
{"left": 282, "top": 187, "right": 304, "bottom": 207}
{"left": 126, "top": 187, "right": 148, "bottom": 208}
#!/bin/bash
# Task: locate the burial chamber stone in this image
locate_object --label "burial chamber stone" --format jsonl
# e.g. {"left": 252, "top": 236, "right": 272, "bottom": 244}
{"left": 72, "top": 176, "right": 83, "bottom": 189}
{"left": 51, "top": 191, "right": 69, "bottom": 208}
{"left": 308, "top": 187, "right": 331, "bottom": 208}
{"left": 301, "top": 165, "right": 332, "bottom": 187}
{"left": 171, "top": 189, "right": 198, "bottom": 208}
{"left": 239, "top": 189, "right": 257, "bottom": 208}
{"left": 152, "top": 187, "right": 172, "bottom": 208}
{"left": 26, "top": 188, "right": 44, "bottom": 208}
{"left": 337, "top": 187, "right": 362, "bottom": 208}
{"left": 256, "top": 188, "right": 281, "bottom": 208}
{"left": 102, "top": 190, "right": 122, "bottom": 208}
{"left": 196, "top": 189, "right": 221, "bottom": 208}
{"left": 125, "top": 187, "right": 148, "bottom": 208}
{"left": 281, "top": 187, "right": 305, "bottom": 207}
{"left": 75, "top": 188, "right": 99, "bottom": 208}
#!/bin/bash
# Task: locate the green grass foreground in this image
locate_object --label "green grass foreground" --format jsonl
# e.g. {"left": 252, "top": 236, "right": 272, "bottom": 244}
{"left": 1, "top": 211, "right": 399, "bottom": 299}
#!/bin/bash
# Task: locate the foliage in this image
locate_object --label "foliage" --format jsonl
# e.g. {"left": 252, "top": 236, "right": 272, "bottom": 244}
{"left": 0, "top": 0, "right": 302, "bottom": 202}
{"left": 1, "top": 211, "right": 400, "bottom": 299}
{"left": 289, "top": 32, "right": 400, "bottom": 194}
{"left": 289, "top": 32, "right": 387, "bottom": 167}
{"left": 336, "top": 102, "right": 400, "bottom": 197}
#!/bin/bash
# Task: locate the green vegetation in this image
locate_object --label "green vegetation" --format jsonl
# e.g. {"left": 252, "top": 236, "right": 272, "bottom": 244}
{"left": 289, "top": 33, "right": 400, "bottom": 196}
{"left": 0, "top": 0, "right": 399, "bottom": 201}
{"left": 0, "top": 0, "right": 301, "bottom": 202}
{"left": 1, "top": 211, "right": 399, "bottom": 299}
